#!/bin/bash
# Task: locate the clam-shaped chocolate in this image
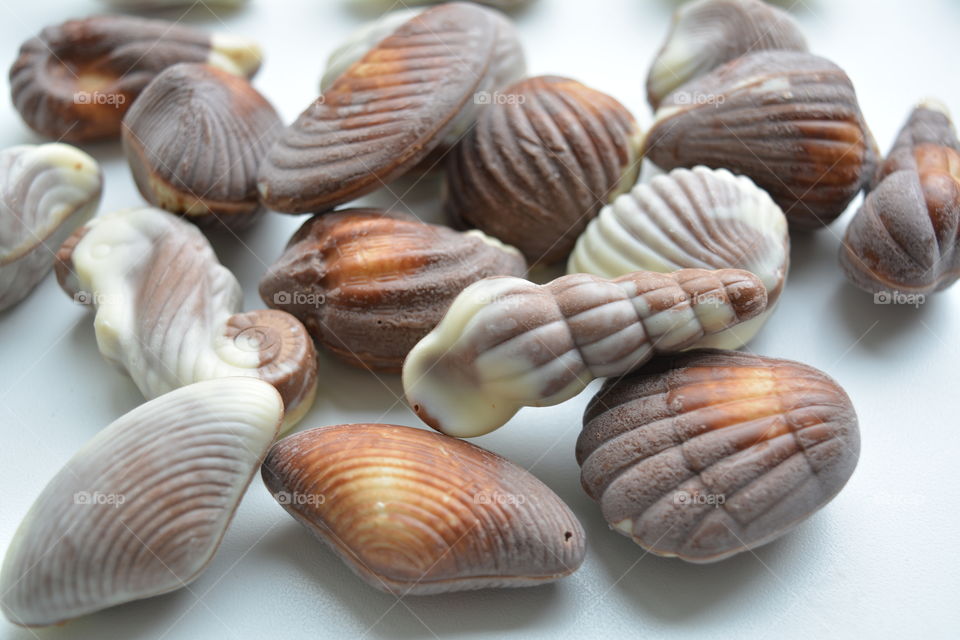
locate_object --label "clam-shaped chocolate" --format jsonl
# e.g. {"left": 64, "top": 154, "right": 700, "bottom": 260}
{"left": 446, "top": 75, "right": 642, "bottom": 264}
{"left": 403, "top": 268, "right": 768, "bottom": 437}
{"left": 259, "top": 209, "right": 526, "bottom": 372}
{"left": 122, "top": 63, "right": 281, "bottom": 231}
{"left": 577, "top": 349, "right": 860, "bottom": 563}
{"left": 261, "top": 424, "right": 585, "bottom": 594}
{"left": 9, "top": 15, "right": 261, "bottom": 142}
{"left": 568, "top": 166, "right": 789, "bottom": 348}
{"left": 644, "top": 51, "right": 877, "bottom": 229}
{"left": 841, "top": 101, "right": 960, "bottom": 294}
{"left": 646, "top": 0, "right": 807, "bottom": 109}
{"left": 55, "top": 207, "right": 317, "bottom": 430}
{"left": 1, "top": 144, "right": 102, "bottom": 311}
{"left": 258, "top": 2, "right": 503, "bottom": 213}
{"left": 0, "top": 378, "right": 283, "bottom": 628}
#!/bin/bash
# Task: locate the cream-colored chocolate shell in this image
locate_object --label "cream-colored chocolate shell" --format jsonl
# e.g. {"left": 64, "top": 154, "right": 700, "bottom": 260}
{"left": 1, "top": 144, "right": 102, "bottom": 311}
{"left": 403, "top": 268, "right": 768, "bottom": 437}
{"left": 55, "top": 207, "right": 317, "bottom": 430}
{"left": 261, "top": 424, "right": 585, "bottom": 594}
{"left": 568, "top": 166, "right": 789, "bottom": 348}
{"left": 0, "top": 378, "right": 283, "bottom": 627}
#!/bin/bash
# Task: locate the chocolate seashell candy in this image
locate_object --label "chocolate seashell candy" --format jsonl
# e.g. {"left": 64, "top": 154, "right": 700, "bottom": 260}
{"left": 568, "top": 166, "right": 789, "bottom": 348}
{"left": 260, "top": 209, "right": 526, "bottom": 372}
{"left": 646, "top": 0, "right": 807, "bottom": 110}
{"left": 840, "top": 101, "right": 960, "bottom": 295}
{"left": 262, "top": 423, "right": 585, "bottom": 595}
{"left": 577, "top": 349, "right": 860, "bottom": 563}
{"left": 9, "top": 15, "right": 261, "bottom": 143}
{"left": 644, "top": 51, "right": 877, "bottom": 229}
{"left": 122, "top": 63, "right": 282, "bottom": 231}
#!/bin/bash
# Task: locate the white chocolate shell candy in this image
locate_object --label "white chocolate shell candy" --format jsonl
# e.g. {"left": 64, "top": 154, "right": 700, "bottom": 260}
{"left": 403, "top": 268, "right": 769, "bottom": 437}
{"left": 0, "top": 144, "right": 102, "bottom": 311}
{"left": 0, "top": 377, "right": 283, "bottom": 628}
{"left": 568, "top": 167, "right": 789, "bottom": 348}
{"left": 262, "top": 424, "right": 585, "bottom": 595}
{"left": 647, "top": 0, "right": 807, "bottom": 109}
{"left": 54, "top": 207, "right": 318, "bottom": 430}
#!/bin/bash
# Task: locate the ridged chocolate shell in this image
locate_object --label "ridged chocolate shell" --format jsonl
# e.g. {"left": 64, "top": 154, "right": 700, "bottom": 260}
{"left": 122, "top": 63, "right": 281, "bottom": 232}
{"left": 644, "top": 51, "right": 877, "bottom": 229}
{"left": 261, "top": 424, "right": 585, "bottom": 595}
{"left": 577, "top": 349, "right": 860, "bottom": 563}
{"left": 1, "top": 144, "right": 102, "bottom": 311}
{"left": 257, "top": 2, "right": 499, "bottom": 214}
{"left": 841, "top": 101, "right": 960, "bottom": 294}
{"left": 403, "top": 268, "right": 768, "bottom": 437}
{"left": 0, "top": 378, "right": 283, "bottom": 627}
{"left": 646, "top": 0, "right": 807, "bottom": 109}
{"left": 9, "top": 16, "right": 261, "bottom": 143}
{"left": 54, "top": 207, "right": 317, "bottom": 430}
{"left": 568, "top": 166, "right": 789, "bottom": 348}
{"left": 259, "top": 209, "right": 526, "bottom": 372}
{"left": 445, "top": 75, "right": 643, "bottom": 264}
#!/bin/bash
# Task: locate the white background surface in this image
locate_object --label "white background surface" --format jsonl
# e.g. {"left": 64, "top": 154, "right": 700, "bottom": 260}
{"left": 2, "top": 0, "right": 959, "bottom": 638}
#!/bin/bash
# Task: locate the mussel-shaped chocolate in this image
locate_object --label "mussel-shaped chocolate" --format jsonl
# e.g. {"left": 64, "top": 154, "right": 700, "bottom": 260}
{"left": 644, "top": 51, "right": 877, "bottom": 229}
{"left": 122, "top": 63, "right": 281, "bottom": 231}
{"left": 0, "top": 378, "right": 283, "bottom": 627}
{"left": 258, "top": 2, "right": 503, "bottom": 214}
{"left": 577, "top": 349, "right": 860, "bottom": 563}
{"left": 9, "top": 16, "right": 261, "bottom": 142}
{"left": 262, "top": 423, "right": 586, "bottom": 594}
{"left": 647, "top": 0, "right": 807, "bottom": 109}
{"left": 841, "top": 101, "right": 960, "bottom": 294}
{"left": 568, "top": 166, "right": 789, "bottom": 348}
{"left": 1, "top": 144, "right": 102, "bottom": 311}
{"left": 55, "top": 207, "right": 317, "bottom": 430}
{"left": 259, "top": 209, "right": 527, "bottom": 372}
{"left": 446, "top": 75, "right": 642, "bottom": 264}
{"left": 403, "top": 268, "right": 768, "bottom": 437}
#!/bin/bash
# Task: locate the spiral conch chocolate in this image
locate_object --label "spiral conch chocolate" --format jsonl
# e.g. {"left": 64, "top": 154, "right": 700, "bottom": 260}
{"left": 568, "top": 166, "right": 789, "bottom": 348}
{"left": 55, "top": 207, "right": 317, "bottom": 430}
{"left": 403, "top": 268, "right": 768, "bottom": 437}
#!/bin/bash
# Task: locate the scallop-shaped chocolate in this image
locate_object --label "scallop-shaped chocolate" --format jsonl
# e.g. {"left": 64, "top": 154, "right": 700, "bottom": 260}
{"left": 1, "top": 144, "right": 102, "bottom": 311}
{"left": 259, "top": 209, "right": 526, "bottom": 372}
{"left": 841, "top": 101, "right": 960, "bottom": 294}
{"left": 446, "top": 75, "right": 642, "bottom": 264}
{"left": 568, "top": 166, "right": 789, "bottom": 348}
{"left": 262, "top": 424, "right": 585, "bottom": 594}
{"left": 258, "top": 2, "right": 501, "bottom": 214}
{"left": 122, "top": 63, "right": 281, "bottom": 232}
{"left": 577, "top": 349, "right": 860, "bottom": 563}
{"left": 646, "top": 0, "right": 807, "bottom": 109}
{"left": 644, "top": 51, "right": 877, "bottom": 229}
{"left": 55, "top": 207, "right": 317, "bottom": 430}
{"left": 0, "top": 378, "right": 283, "bottom": 627}
{"left": 9, "top": 16, "right": 261, "bottom": 143}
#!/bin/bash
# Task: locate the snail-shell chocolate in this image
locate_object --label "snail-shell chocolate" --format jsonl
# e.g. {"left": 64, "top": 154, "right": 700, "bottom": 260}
{"left": 55, "top": 207, "right": 317, "bottom": 430}
{"left": 646, "top": 0, "right": 807, "bottom": 109}
{"left": 259, "top": 209, "right": 526, "bottom": 372}
{"left": 0, "top": 378, "right": 283, "bottom": 627}
{"left": 841, "top": 101, "right": 960, "bottom": 294}
{"left": 568, "top": 166, "right": 789, "bottom": 348}
{"left": 122, "top": 63, "right": 281, "bottom": 231}
{"left": 403, "top": 268, "right": 768, "bottom": 437}
{"left": 1, "top": 144, "right": 102, "bottom": 311}
{"left": 9, "top": 15, "right": 261, "bottom": 142}
{"left": 445, "top": 75, "right": 643, "bottom": 264}
{"left": 262, "top": 424, "right": 585, "bottom": 595}
{"left": 577, "top": 349, "right": 860, "bottom": 563}
{"left": 258, "top": 2, "right": 501, "bottom": 214}
{"left": 644, "top": 51, "right": 877, "bottom": 229}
